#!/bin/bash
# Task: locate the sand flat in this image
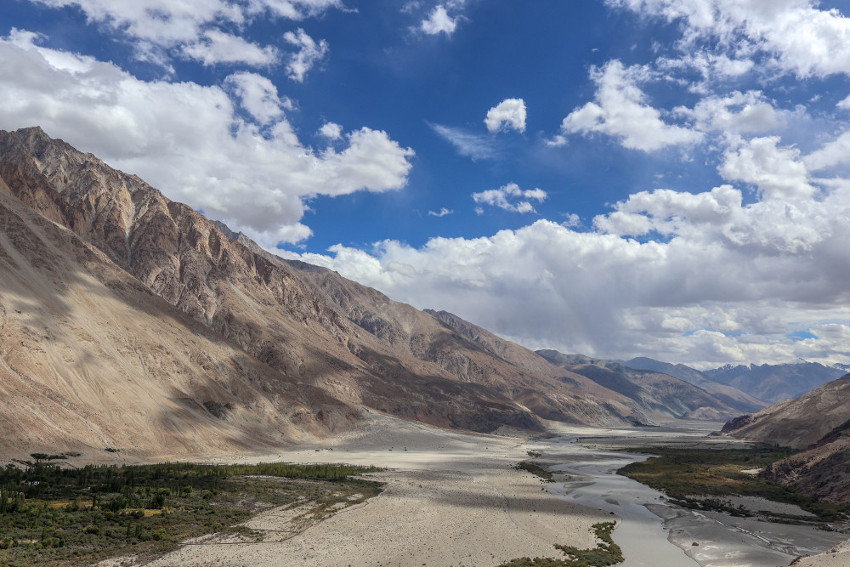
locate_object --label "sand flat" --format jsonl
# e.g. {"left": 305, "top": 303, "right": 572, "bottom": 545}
{"left": 145, "top": 416, "right": 610, "bottom": 567}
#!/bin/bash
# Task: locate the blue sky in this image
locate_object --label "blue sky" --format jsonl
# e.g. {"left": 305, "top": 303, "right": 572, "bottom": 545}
{"left": 3, "top": 0, "right": 850, "bottom": 368}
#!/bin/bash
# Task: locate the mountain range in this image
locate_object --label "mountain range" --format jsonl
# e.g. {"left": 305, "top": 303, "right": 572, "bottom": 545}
{"left": 705, "top": 362, "right": 845, "bottom": 404}
{"left": 0, "top": 126, "right": 845, "bottom": 464}
{"left": 538, "top": 351, "right": 759, "bottom": 420}
{"left": 624, "top": 357, "right": 846, "bottom": 406}
{"left": 723, "top": 375, "right": 850, "bottom": 505}
{"left": 0, "top": 126, "right": 654, "bottom": 459}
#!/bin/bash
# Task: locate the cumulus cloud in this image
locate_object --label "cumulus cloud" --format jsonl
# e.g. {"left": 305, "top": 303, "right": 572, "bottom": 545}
{"left": 420, "top": 5, "right": 458, "bottom": 35}
{"left": 318, "top": 121, "right": 343, "bottom": 140}
{"left": 225, "top": 72, "right": 292, "bottom": 125}
{"left": 290, "top": 172, "right": 850, "bottom": 367}
{"left": 428, "top": 207, "right": 453, "bottom": 217}
{"left": 804, "top": 130, "right": 850, "bottom": 172}
{"left": 484, "top": 98, "right": 527, "bottom": 133}
{"left": 29, "top": 0, "right": 243, "bottom": 46}
{"left": 254, "top": 0, "right": 345, "bottom": 20}
{"left": 560, "top": 60, "right": 703, "bottom": 152}
{"left": 0, "top": 30, "right": 414, "bottom": 247}
{"left": 183, "top": 30, "right": 279, "bottom": 66}
{"left": 472, "top": 182, "right": 547, "bottom": 214}
{"left": 607, "top": 0, "right": 850, "bottom": 78}
{"left": 29, "top": 0, "right": 343, "bottom": 45}
{"left": 683, "top": 91, "right": 784, "bottom": 134}
{"left": 27, "top": 0, "right": 341, "bottom": 68}
{"left": 719, "top": 136, "right": 816, "bottom": 201}
{"left": 283, "top": 28, "right": 329, "bottom": 82}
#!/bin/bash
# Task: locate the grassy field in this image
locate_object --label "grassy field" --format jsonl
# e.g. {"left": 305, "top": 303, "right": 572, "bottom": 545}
{"left": 0, "top": 457, "right": 382, "bottom": 566}
{"left": 498, "top": 522, "right": 623, "bottom": 567}
{"left": 617, "top": 446, "right": 848, "bottom": 522}
{"left": 515, "top": 460, "right": 555, "bottom": 482}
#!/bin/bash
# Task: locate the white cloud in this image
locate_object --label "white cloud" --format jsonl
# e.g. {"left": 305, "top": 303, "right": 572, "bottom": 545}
{"left": 805, "top": 130, "right": 850, "bottom": 172}
{"left": 684, "top": 91, "right": 783, "bottom": 134}
{"left": 560, "top": 60, "right": 703, "bottom": 152}
{"left": 251, "top": 0, "right": 344, "bottom": 20}
{"left": 428, "top": 207, "right": 453, "bottom": 217}
{"left": 30, "top": 0, "right": 244, "bottom": 46}
{"left": 27, "top": 0, "right": 342, "bottom": 68}
{"left": 471, "top": 183, "right": 547, "bottom": 214}
{"left": 608, "top": 0, "right": 850, "bottom": 78}
{"left": 0, "top": 31, "right": 414, "bottom": 247}
{"left": 484, "top": 98, "right": 527, "bottom": 133}
{"left": 657, "top": 52, "right": 755, "bottom": 94}
{"left": 290, "top": 172, "right": 850, "bottom": 367}
{"left": 283, "top": 28, "right": 329, "bottom": 82}
{"left": 318, "top": 121, "right": 343, "bottom": 140}
{"left": 593, "top": 185, "right": 743, "bottom": 237}
{"left": 420, "top": 5, "right": 458, "bottom": 36}
{"left": 429, "top": 123, "right": 496, "bottom": 160}
{"left": 562, "top": 213, "right": 581, "bottom": 228}
{"left": 183, "top": 30, "right": 279, "bottom": 66}
{"left": 719, "top": 136, "right": 816, "bottom": 200}
{"left": 225, "top": 72, "right": 291, "bottom": 125}
{"left": 838, "top": 94, "right": 850, "bottom": 110}
{"left": 545, "top": 134, "right": 567, "bottom": 147}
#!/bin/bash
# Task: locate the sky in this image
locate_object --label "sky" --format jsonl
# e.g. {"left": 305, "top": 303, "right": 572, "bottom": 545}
{"left": 2, "top": 0, "right": 850, "bottom": 369}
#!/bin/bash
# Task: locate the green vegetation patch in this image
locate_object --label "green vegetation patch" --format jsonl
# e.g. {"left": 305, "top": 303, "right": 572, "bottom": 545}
{"left": 0, "top": 461, "right": 383, "bottom": 566}
{"left": 499, "top": 521, "right": 623, "bottom": 567}
{"left": 516, "top": 461, "right": 554, "bottom": 482}
{"left": 617, "top": 446, "right": 847, "bottom": 522}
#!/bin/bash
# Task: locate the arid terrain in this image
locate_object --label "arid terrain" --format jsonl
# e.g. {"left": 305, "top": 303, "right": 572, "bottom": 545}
{"left": 724, "top": 375, "right": 850, "bottom": 506}
{"left": 1, "top": 126, "right": 849, "bottom": 567}
{"left": 137, "top": 417, "right": 614, "bottom": 567}
{"left": 0, "top": 126, "right": 746, "bottom": 459}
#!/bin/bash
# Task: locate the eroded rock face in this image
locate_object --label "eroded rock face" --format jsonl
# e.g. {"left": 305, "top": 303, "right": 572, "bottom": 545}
{"left": 0, "top": 126, "right": 671, "bottom": 458}
{"left": 723, "top": 376, "right": 850, "bottom": 505}
{"left": 0, "top": 185, "right": 357, "bottom": 460}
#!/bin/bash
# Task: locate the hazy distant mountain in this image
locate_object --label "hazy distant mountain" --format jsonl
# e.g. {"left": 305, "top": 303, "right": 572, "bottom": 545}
{"left": 537, "top": 351, "right": 742, "bottom": 421}
{"left": 0, "top": 126, "right": 655, "bottom": 458}
{"left": 624, "top": 357, "right": 767, "bottom": 414}
{"left": 705, "top": 362, "right": 845, "bottom": 404}
{"left": 723, "top": 375, "right": 850, "bottom": 505}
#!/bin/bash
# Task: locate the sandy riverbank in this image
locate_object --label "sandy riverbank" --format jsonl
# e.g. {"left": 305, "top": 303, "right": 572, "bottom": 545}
{"left": 550, "top": 423, "right": 850, "bottom": 567}
{"left": 138, "top": 416, "right": 610, "bottom": 567}
{"left": 99, "top": 417, "right": 850, "bottom": 567}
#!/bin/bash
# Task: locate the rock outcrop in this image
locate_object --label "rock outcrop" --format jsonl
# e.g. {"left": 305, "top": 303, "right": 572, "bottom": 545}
{"left": 0, "top": 126, "right": 666, "bottom": 458}
{"left": 723, "top": 376, "right": 850, "bottom": 505}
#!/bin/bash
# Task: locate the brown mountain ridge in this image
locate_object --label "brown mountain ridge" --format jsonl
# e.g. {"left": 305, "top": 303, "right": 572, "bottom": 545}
{"left": 723, "top": 375, "right": 850, "bottom": 505}
{"left": 0, "top": 126, "right": 689, "bottom": 459}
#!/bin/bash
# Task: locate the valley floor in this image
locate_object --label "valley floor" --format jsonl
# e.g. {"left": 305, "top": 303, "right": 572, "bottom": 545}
{"left": 95, "top": 415, "right": 850, "bottom": 567}
{"left": 130, "top": 415, "right": 610, "bottom": 567}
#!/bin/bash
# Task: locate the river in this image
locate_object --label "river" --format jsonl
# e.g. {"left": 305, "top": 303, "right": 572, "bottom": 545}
{"left": 540, "top": 431, "right": 849, "bottom": 567}
{"left": 546, "top": 436, "right": 699, "bottom": 566}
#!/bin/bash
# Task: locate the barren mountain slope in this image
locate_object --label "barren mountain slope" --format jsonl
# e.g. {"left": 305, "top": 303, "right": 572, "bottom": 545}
{"left": 624, "top": 357, "right": 767, "bottom": 414}
{"left": 765, "top": 433, "right": 850, "bottom": 505}
{"left": 723, "top": 376, "right": 850, "bottom": 505}
{"left": 218, "top": 238, "right": 644, "bottom": 426}
{"left": 0, "top": 127, "right": 551, "bottom": 433}
{"left": 706, "top": 362, "right": 844, "bottom": 404}
{"left": 722, "top": 376, "right": 850, "bottom": 450}
{"left": 0, "top": 126, "right": 655, "bottom": 441}
{"left": 538, "top": 351, "right": 742, "bottom": 421}
{"left": 0, "top": 189, "right": 356, "bottom": 460}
